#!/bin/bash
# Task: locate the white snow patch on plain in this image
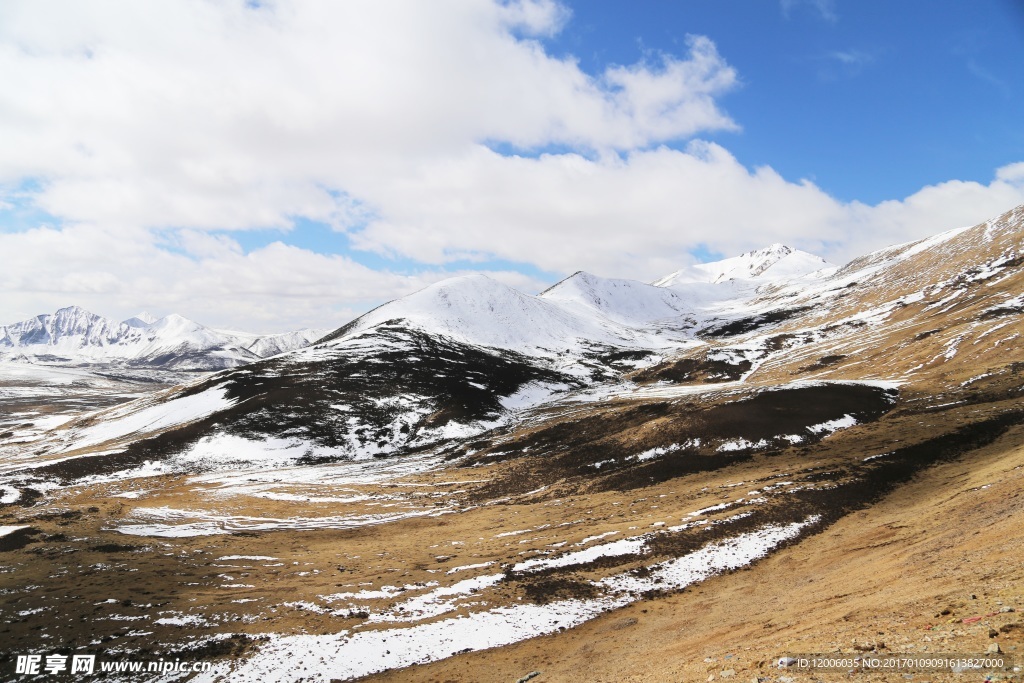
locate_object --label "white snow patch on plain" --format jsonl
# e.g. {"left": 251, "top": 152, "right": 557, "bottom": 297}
{"left": 65, "top": 385, "right": 235, "bottom": 451}
{"left": 154, "top": 614, "right": 209, "bottom": 627}
{"left": 499, "top": 382, "right": 570, "bottom": 411}
{"left": 112, "top": 504, "right": 454, "bottom": 537}
{"left": 369, "top": 574, "right": 505, "bottom": 623}
{"left": 601, "top": 517, "right": 817, "bottom": 595}
{"left": 576, "top": 531, "right": 619, "bottom": 546}
{"left": 0, "top": 487, "right": 20, "bottom": 504}
{"left": 446, "top": 562, "right": 494, "bottom": 575}
{"left": 806, "top": 414, "right": 857, "bottom": 435}
{"left": 716, "top": 438, "right": 768, "bottom": 452}
{"left": 0, "top": 525, "right": 30, "bottom": 538}
{"left": 512, "top": 536, "right": 648, "bottom": 573}
{"left": 192, "top": 518, "right": 816, "bottom": 682}
{"left": 629, "top": 443, "right": 678, "bottom": 462}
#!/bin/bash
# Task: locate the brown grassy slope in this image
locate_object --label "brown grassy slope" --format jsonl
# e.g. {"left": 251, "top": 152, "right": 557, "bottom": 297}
{"left": 365, "top": 424, "right": 1024, "bottom": 683}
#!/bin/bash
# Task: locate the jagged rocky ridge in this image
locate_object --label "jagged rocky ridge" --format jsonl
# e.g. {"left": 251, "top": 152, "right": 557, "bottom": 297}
{"left": 0, "top": 306, "right": 327, "bottom": 370}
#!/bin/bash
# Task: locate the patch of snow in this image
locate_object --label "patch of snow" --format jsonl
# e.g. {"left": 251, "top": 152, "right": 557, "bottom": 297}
{"left": 716, "top": 438, "right": 768, "bottom": 452}
{"left": 806, "top": 414, "right": 858, "bottom": 435}
{"left": 446, "top": 562, "right": 494, "bottom": 575}
{"left": 192, "top": 518, "right": 816, "bottom": 683}
{"left": 512, "top": 536, "right": 649, "bottom": 573}
{"left": 369, "top": 574, "right": 506, "bottom": 623}
{"left": 65, "top": 385, "right": 236, "bottom": 451}
{"left": 154, "top": 614, "right": 209, "bottom": 627}
{"left": 576, "top": 531, "right": 619, "bottom": 546}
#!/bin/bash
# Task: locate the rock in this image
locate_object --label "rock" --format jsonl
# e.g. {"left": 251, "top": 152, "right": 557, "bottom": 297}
{"left": 777, "top": 656, "right": 797, "bottom": 668}
{"left": 1000, "top": 606, "right": 1016, "bottom": 613}
{"left": 999, "top": 622, "right": 1020, "bottom": 633}
{"left": 987, "top": 642, "right": 1001, "bottom": 655}
{"left": 989, "top": 627, "right": 999, "bottom": 638}
{"left": 610, "top": 617, "right": 637, "bottom": 630}
{"left": 721, "top": 670, "right": 735, "bottom": 678}
{"left": 514, "top": 672, "right": 541, "bottom": 683}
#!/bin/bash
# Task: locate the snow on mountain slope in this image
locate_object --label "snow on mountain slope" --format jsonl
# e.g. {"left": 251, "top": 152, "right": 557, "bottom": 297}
{"left": 733, "top": 205, "right": 1024, "bottom": 327}
{"left": 653, "top": 244, "right": 835, "bottom": 287}
{"left": 0, "top": 305, "right": 142, "bottom": 353}
{"left": 538, "top": 271, "right": 692, "bottom": 325}
{"left": 123, "top": 311, "right": 158, "bottom": 328}
{"left": 0, "top": 307, "right": 320, "bottom": 370}
{"left": 327, "top": 274, "right": 691, "bottom": 354}
{"left": 63, "top": 384, "right": 238, "bottom": 453}
{"left": 240, "top": 328, "right": 330, "bottom": 358}
{"left": 640, "top": 204, "right": 1024, "bottom": 392}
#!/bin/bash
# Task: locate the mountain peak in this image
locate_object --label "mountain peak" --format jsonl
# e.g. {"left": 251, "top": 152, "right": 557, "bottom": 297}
{"left": 1, "top": 307, "right": 318, "bottom": 368}
{"left": 53, "top": 304, "right": 100, "bottom": 318}
{"left": 654, "top": 244, "right": 834, "bottom": 287}
{"left": 123, "top": 311, "right": 158, "bottom": 328}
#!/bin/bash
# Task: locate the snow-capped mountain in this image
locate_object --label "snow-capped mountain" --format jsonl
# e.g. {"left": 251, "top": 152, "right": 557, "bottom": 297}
{"left": 538, "top": 271, "right": 693, "bottom": 325}
{"left": 317, "top": 246, "right": 832, "bottom": 357}
{"left": 0, "top": 306, "right": 327, "bottom": 370}
{"left": 652, "top": 244, "right": 835, "bottom": 287}
{"left": 241, "top": 328, "right": 328, "bottom": 358}
{"left": 33, "top": 205, "right": 1024, "bottom": 469}
{"left": 324, "top": 273, "right": 695, "bottom": 354}
{"left": 123, "top": 311, "right": 158, "bottom": 328}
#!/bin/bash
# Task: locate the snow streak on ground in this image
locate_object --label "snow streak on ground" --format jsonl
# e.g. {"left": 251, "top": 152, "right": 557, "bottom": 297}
{"left": 63, "top": 385, "right": 236, "bottom": 452}
{"left": 113, "top": 504, "right": 457, "bottom": 537}
{"left": 193, "top": 519, "right": 815, "bottom": 682}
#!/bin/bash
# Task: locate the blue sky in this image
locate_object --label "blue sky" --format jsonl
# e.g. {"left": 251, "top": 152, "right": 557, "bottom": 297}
{"left": 551, "top": 0, "right": 1024, "bottom": 203}
{"left": 1, "top": 0, "right": 1022, "bottom": 330}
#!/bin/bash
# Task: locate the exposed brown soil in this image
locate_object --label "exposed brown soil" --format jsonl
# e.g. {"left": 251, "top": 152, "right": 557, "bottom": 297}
{"left": 362, "top": 421, "right": 1024, "bottom": 683}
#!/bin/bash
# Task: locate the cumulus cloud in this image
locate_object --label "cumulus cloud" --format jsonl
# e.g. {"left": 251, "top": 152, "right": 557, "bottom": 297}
{"left": 0, "top": 0, "right": 738, "bottom": 231}
{"left": 780, "top": 0, "right": 838, "bottom": 23}
{"left": 349, "top": 146, "right": 1024, "bottom": 278}
{"left": 0, "top": 223, "right": 548, "bottom": 331}
{"left": 0, "top": 0, "right": 1022, "bottom": 330}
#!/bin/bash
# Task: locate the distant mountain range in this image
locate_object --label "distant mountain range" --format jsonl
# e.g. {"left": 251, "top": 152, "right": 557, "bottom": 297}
{"left": 0, "top": 306, "right": 327, "bottom": 370}
{"left": 0, "top": 245, "right": 832, "bottom": 373}
{"left": 326, "top": 243, "right": 836, "bottom": 353}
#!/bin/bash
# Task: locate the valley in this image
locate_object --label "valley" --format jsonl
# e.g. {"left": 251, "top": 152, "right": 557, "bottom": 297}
{"left": 2, "top": 206, "right": 1024, "bottom": 682}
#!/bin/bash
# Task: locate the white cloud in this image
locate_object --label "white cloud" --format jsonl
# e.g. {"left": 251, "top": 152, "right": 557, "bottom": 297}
{"left": 0, "top": 0, "right": 738, "bottom": 231}
{"left": 828, "top": 49, "right": 875, "bottom": 66}
{"left": 780, "top": 0, "right": 838, "bottom": 23}
{"left": 348, "top": 146, "right": 1024, "bottom": 278}
{"left": 996, "top": 162, "right": 1024, "bottom": 184}
{"left": 0, "top": 0, "right": 1022, "bottom": 331}
{"left": 0, "top": 223, "right": 548, "bottom": 332}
